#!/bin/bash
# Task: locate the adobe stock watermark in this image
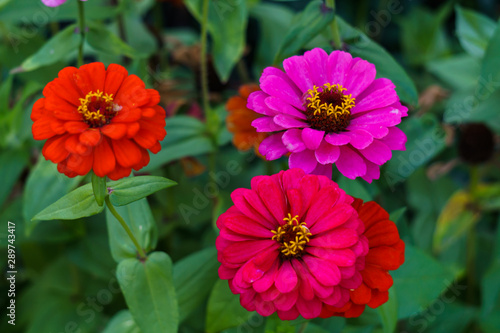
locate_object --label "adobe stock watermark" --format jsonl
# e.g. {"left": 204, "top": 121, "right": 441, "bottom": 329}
{"left": 402, "top": 279, "right": 467, "bottom": 333}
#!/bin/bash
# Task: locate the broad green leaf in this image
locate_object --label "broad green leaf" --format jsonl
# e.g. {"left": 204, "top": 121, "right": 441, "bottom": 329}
{"left": 338, "top": 18, "right": 418, "bottom": 106}
{"left": 103, "top": 310, "right": 141, "bottom": 333}
{"left": 108, "top": 176, "right": 177, "bottom": 206}
{"left": 92, "top": 173, "right": 106, "bottom": 207}
{"left": 481, "top": 216, "right": 500, "bottom": 317}
{"left": 424, "top": 303, "right": 476, "bottom": 333}
{"left": 479, "top": 20, "right": 500, "bottom": 99}
{"left": 31, "top": 183, "right": 104, "bottom": 223}
{"left": 184, "top": 0, "right": 248, "bottom": 82}
{"left": 173, "top": 247, "right": 219, "bottom": 321}
{"left": 87, "top": 22, "right": 138, "bottom": 58}
{"left": 24, "top": 158, "right": 82, "bottom": 232}
{"left": 383, "top": 114, "right": 446, "bottom": 187}
{"left": 392, "top": 244, "right": 455, "bottom": 319}
{"left": 0, "top": 74, "right": 13, "bottom": 115}
{"left": 337, "top": 177, "right": 373, "bottom": 202}
{"left": 106, "top": 198, "right": 157, "bottom": 262}
{"left": 274, "top": 0, "right": 334, "bottom": 63}
{"left": 389, "top": 207, "right": 407, "bottom": 225}
{"left": 0, "top": 149, "right": 28, "bottom": 208}
{"left": 17, "top": 24, "right": 79, "bottom": 72}
{"left": 377, "top": 288, "right": 398, "bottom": 333}
{"left": 426, "top": 54, "right": 480, "bottom": 90}
{"left": 117, "top": 252, "right": 179, "bottom": 333}
{"left": 456, "top": 5, "right": 497, "bottom": 58}
{"left": 206, "top": 280, "right": 255, "bottom": 333}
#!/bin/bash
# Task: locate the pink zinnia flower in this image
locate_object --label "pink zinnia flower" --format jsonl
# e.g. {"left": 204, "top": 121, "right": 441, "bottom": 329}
{"left": 248, "top": 48, "right": 408, "bottom": 182}
{"left": 42, "top": 0, "right": 87, "bottom": 7}
{"left": 216, "top": 168, "right": 369, "bottom": 320}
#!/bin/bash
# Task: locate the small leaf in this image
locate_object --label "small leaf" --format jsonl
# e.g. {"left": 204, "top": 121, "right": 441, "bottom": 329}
{"left": 456, "top": 5, "right": 497, "bottom": 58}
{"left": 87, "top": 22, "right": 138, "bottom": 58}
{"left": 479, "top": 20, "right": 500, "bottom": 99}
{"left": 31, "top": 183, "right": 104, "bottom": 223}
{"left": 103, "top": 310, "right": 141, "bottom": 333}
{"left": 274, "top": 0, "right": 334, "bottom": 63}
{"left": 108, "top": 176, "right": 177, "bottom": 206}
{"left": 106, "top": 198, "right": 158, "bottom": 262}
{"left": 206, "top": 280, "right": 254, "bottom": 333}
{"left": 17, "top": 24, "right": 79, "bottom": 73}
{"left": 92, "top": 173, "right": 106, "bottom": 207}
{"left": 117, "top": 252, "right": 179, "bottom": 333}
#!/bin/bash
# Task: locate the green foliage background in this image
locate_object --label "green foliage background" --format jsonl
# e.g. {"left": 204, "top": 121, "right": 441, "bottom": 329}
{"left": 0, "top": 0, "right": 500, "bottom": 332}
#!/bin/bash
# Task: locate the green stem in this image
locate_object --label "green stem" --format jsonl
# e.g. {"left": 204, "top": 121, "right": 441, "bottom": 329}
{"left": 297, "top": 322, "right": 309, "bottom": 333}
{"left": 469, "top": 166, "right": 480, "bottom": 198}
{"left": 200, "top": 0, "right": 210, "bottom": 115}
{"left": 77, "top": 0, "right": 86, "bottom": 67}
{"left": 105, "top": 196, "right": 147, "bottom": 260}
{"left": 326, "top": 0, "right": 342, "bottom": 49}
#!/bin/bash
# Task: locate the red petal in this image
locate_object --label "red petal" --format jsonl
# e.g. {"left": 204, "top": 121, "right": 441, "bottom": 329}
{"left": 364, "top": 220, "right": 400, "bottom": 248}
{"left": 104, "top": 64, "right": 129, "bottom": 97}
{"left": 80, "top": 130, "right": 102, "bottom": 147}
{"left": 80, "top": 62, "right": 105, "bottom": 92}
{"left": 111, "top": 138, "right": 142, "bottom": 167}
{"left": 92, "top": 138, "right": 116, "bottom": 176}
{"left": 361, "top": 265, "right": 393, "bottom": 291}
{"left": 101, "top": 123, "right": 127, "bottom": 139}
{"left": 64, "top": 121, "right": 88, "bottom": 134}
{"left": 367, "top": 289, "right": 389, "bottom": 308}
{"left": 65, "top": 153, "right": 93, "bottom": 176}
{"left": 33, "top": 117, "right": 58, "bottom": 140}
{"left": 42, "top": 135, "right": 70, "bottom": 163}
{"left": 350, "top": 282, "right": 372, "bottom": 304}
{"left": 366, "top": 246, "right": 404, "bottom": 270}
{"left": 31, "top": 98, "right": 46, "bottom": 121}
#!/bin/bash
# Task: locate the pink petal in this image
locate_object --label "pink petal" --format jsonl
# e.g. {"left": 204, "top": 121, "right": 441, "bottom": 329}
{"left": 259, "top": 133, "right": 288, "bottom": 160}
{"left": 304, "top": 48, "right": 329, "bottom": 86}
{"left": 291, "top": 260, "right": 315, "bottom": 300}
{"left": 282, "top": 129, "right": 306, "bottom": 153}
{"left": 344, "top": 58, "right": 376, "bottom": 98}
{"left": 275, "top": 261, "right": 298, "bottom": 293}
{"left": 274, "top": 114, "right": 308, "bottom": 129}
{"left": 230, "top": 189, "right": 275, "bottom": 228}
{"left": 309, "top": 203, "right": 354, "bottom": 234}
{"left": 265, "top": 96, "right": 306, "bottom": 119}
{"left": 283, "top": 55, "right": 314, "bottom": 93}
{"left": 336, "top": 146, "right": 367, "bottom": 179}
{"left": 224, "top": 215, "right": 274, "bottom": 238}
{"left": 380, "top": 126, "right": 406, "bottom": 150}
{"left": 325, "top": 132, "right": 350, "bottom": 146}
{"left": 274, "top": 289, "right": 299, "bottom": 311}
{"left": 327, "top": 51, "right": 352, "bottom": 86}
{"left": 315, "top": 141, "right": 340, "bottom": 164}
{"left": 350, "top": 106, "right": 404, "bottom": 127}
{"left": 277, "top": 306, "right": 300, "bottom": 320}
{"left": 340, "top": 271, "right": 363, "bottom": 289}
{"left": 301, "top": 127, "right": 324, "bottom": 150}
{"left": 289, "top": 150, "right": 318, "bottom": 174}
{"left": 305, "top": 247, "right": 356, "bottom": 267}
{"left": 308, "top": 228, "right": 359, "bottom": 249}
{"left": 361, "top": 159, "right": 381, "bottom": 183}
{"left": 295, "top": 296, "right": 322, "bottom": 319}
{"left": 254, "top": 294, "right": 276, "bottom": 316}
{"left": 257, "top": 177, "right": 287, "bottom": 223}
{"left": 347, "top": 124, "right": 389, "bottom": 139}
{"left": 222, "top": 240, "right": 276, "bottom": 265}
{"left": 304, "top": 186, "right": 339, "bottom": 226}
{"left": 302, "top": 255, "right": 341, "bottom": 286}
{"left": 260, "top": 71, "right": 303, "bottom": 109}
{"left": 252, "top": 117, "right": 285, "bottom": 132}
{"left": 358, "top": 140, "right": 392, "bottom": 165}
{"left": 247, "top": 91, "right": 278, "bottom": 116}
{"left": 253, "top": 260, "right": 279, "bottom": 293}
{"left": 311, "top": 163, "right": 333, "bottom": 178}
{"left": 344, "top": 129, "right": 374, "bottom": 149}
{"left": 352, "top": 78, "right": 398, "bottom": 113}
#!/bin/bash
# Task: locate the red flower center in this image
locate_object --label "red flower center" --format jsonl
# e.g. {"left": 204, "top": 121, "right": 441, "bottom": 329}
{"left": 271, "top": 214, "right": 312, "bottom": 258}
{"left": 78, "top": 90, "right": 122, "bottom": 128}
{"left": 305, "top": 83, "right": 355, "bottom": 133}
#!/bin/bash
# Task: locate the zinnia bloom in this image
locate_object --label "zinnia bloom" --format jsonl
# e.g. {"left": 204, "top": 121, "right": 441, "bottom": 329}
{"left": 42, "top": 0, "right": 86, "bottom": 7}
{"left": 321, "top": 199, "right": 405, "bottom": 318}
{"left": 248, "top": 48, "right": 408, "bottom": 182}
{"left": 226, "top": 84, "right": 267, "bottom": 155}
{"left": 31, "top": 62, "right": 166, "bottom": 180}
{"left": 216, "top": 168, "right": 370, "bottom": 320}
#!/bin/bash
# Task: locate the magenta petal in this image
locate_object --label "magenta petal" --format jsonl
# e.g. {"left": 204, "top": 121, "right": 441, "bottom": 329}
{"left": 223, "top": 240, "right": 275, "bottom": 265}
{"left": 282, "top": 168, "right": 306, "bottom": 190}
{"left": 347, "top": 124, "right": 389, "bottom": 139}
{"left": 247, "top": 91, "right": 278, "bottom": 116}
{"left": 336, "top": 146, "right": 367, "bottom": 179}
{"left": 292, "top": 260, "right": 315, "bottom": 300}
{"left": 224, "top": 215, "right": 274, "bottom": 238}
{"left": 311, "top": 163, "right": 333, "bottom": 178}
{"left": 350, "top": 106, "right": 404, "bottom": 127}
{"left": 322, "top": 286, "right": 342, "bottom": 305}
{"left": 361, "top": 159, "right": 381, "bottom": 183}
{"left": 295, "top": 297, "right": 322, "bottom": 319}
{"left": 340, "top": 271, "right": 363, "bottom": 289}
{"left": 327, "top": 51, "right": 352, "bottom": 86}
{"left": 260, "top": 286, "right": 280, "bottom": 301}
{"left": 259, "top": 133, "right": 288, "bottom": 160}
{"left": 257, "top": 177, "right": 287, "bottom": 223}
{"left": 265, "top": 96, "right": 306, "bottom": 119}
{"left": 352, "top": 78, "right": 398, "bottom": 113}
{"left": 301, "top": 127, "right": 324, "bottom": 150}
{"left": 305, "top": 247, "right": 356, "bottom": 267}
{"left": 358, "top": 140, "right": 392, "bottom": 165}
{"left": 274, "top": 289, "right": 298, "bottom": 311}
{"left": 344, "top": 58, "right": 376, "bottom": 98}
{"left": 283, "top": 55, "right": 314, "bottom": 93}
{"left": 308, "top": 228, "right": 359, "bottom": 249}
{"left": 315, "top": 141, "right": 340, "bottom": 164}
{"left": 254, "top": 295, "right": 276, "bottom": 316}
{"left": 260, "top": 74, "right": 303, "bottom": 109}
{"left": 274, "top": 114, "right": 308, "bottom": 129}
{"left": 275, "top": 261, "right": 298, "bottom": 293}
{"left": 253, "top": 260, "right": 279, "bottom": 293}
{"left": 309, "top": 203, "right": 353, "bottom": 234}
{"left": 302, "top": 256, "right": 341, "bottom": 286}
{"left": 344, "top": 129, "right": 374, "bottom": 149}
{"left": 304, "top": 48, "right": 329, "bottom": 86}
{"left": 277, "top": 306, "right": 300, "bottom": 320}
{"left": 282, "top": 129, "right": 306, "bottom": 153}
{"left": 289, "top": 150, "right": 318, "bottom": 174}
{"left": 42, "top": 0, "right": 68, "bottom": 7}
{"left": 325, "top": 132, "right": 350, "bottom": 146}
{"left": 252, "top": 116, "right": 284, "bottom": 132}
{"left": 380, "top": 126, "right": 406, "bottom": 150}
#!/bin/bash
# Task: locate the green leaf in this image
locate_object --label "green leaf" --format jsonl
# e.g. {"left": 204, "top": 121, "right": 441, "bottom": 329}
{"left": 392, "top": 244, "right": 456, "bottom": 319}
{"left": 481, "top": 215, "right": 500, "bottom": 317}
{"left": 389, "top": 207, "right": 407, "bottom": 225}
{"left": 24, "top": 159, "right": 82, "bottom": 232}
{"left": 106, "top": 198, "right": 158, "bottom": 262}
{"left": 31, "top": 183, "right": 104, "bottom": 223}
{"left": 108, "top": 176, "right": 177, "bottom": 206}
{"left": 479, "top": 20, "right": 500, "bottom": 98}
{"left": 184, "top": 0, "right": 248, "bottom": 82}
{"left": 426, "top": 54, "right": 480, "bottom": 90}
{"left": 92, "top": 173, "right": 106, "bottom": 207}
{"left": 383, "top": 114, "right": 446, "bottom": 187}
{"left": 87, "top": 22, "right": 138, "bottom": 58}
{"left": 377, "top": 288, "right": 398, "bottom": 333}
{"left": 206, "top": 280, "right": 254, "bottom": 333}
{"left": 173, "top": 247, "right": 219, "bottom": 321}
{"left": 338, "top": 18, "right": 418, "bottom": 106}
{"left": 456, "top": 5, "right": 497, "bottom": 58}
{"left": 103, "top": 310, "right": 141, "bottom": 333}
{"left": 0, "top": 149, "right": 27, "bottom": 208}
{"left": 117, "top": 252, "right": 179, "bottom": 333}
{"left": 274, "top": 0, "right": 334, "bottom": 63}
{"left": 17, "top": 24, "right": 79, "bottom": 73}
{"left": 337, "top": 177, "right": 373, "bottom": 202}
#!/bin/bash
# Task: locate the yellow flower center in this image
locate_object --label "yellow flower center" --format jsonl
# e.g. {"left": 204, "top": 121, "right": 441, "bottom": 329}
{"left": 78, "top": 90, "right": 121, "bottom": 128}
{"left": 305, "top": 83, "right": 355, "bottom": 133}
{"left": 271, "top": 214, "right": 312, "bottom": 258}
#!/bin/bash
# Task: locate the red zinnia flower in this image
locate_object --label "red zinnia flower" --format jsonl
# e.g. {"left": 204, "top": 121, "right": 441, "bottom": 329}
{"left": 216, "top": 168, "right": 370, "bottom": 320}
{"left": 320, "top": 199, "right": 405, "bottom": 318}
{"left": 31, "top": 63, "right": 166, "bottom": 180}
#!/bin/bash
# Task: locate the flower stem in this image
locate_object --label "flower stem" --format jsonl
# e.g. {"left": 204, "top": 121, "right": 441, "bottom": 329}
{"left": 469, "top": 166, "right": 480, "bottom": 197}
{"left": 77, "top": 0, "right": 86, "bottom": 67}
{"left": 326, "top": 0, "right": 342, "bottom": 49}
{"left": 200, "top": 0, "right": 210, "bottom": 115}
{"left": 105, "top": 196, "right": 147, "bottom": 260}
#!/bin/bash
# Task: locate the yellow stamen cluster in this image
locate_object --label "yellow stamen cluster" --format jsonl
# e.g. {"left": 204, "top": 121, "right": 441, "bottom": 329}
{"left": 78, "top": 90, "right": 115, "bottom": 127}
{"left": 306, "top": 83, "right": 355, "bottom": 117}
{"left": 271, "top": 213, "right": 312, "bottom": 258}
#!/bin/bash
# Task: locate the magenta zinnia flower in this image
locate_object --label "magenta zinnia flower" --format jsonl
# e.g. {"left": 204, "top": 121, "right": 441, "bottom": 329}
{"left": 216, "top": 168, "right": 369, "bottom": 320}
{"left": 248, "top": 48, "right": 408, "bottom": 182}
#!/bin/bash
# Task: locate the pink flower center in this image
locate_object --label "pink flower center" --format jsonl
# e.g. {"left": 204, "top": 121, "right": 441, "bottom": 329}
{"left": 305, "top": 83, "right": 355, "bottom": 133}
{"left": 78, "top": 90, "right": 121, "bottom": 128}
{"left": 271, "top": 214, "right": 312, "bottom": 258}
